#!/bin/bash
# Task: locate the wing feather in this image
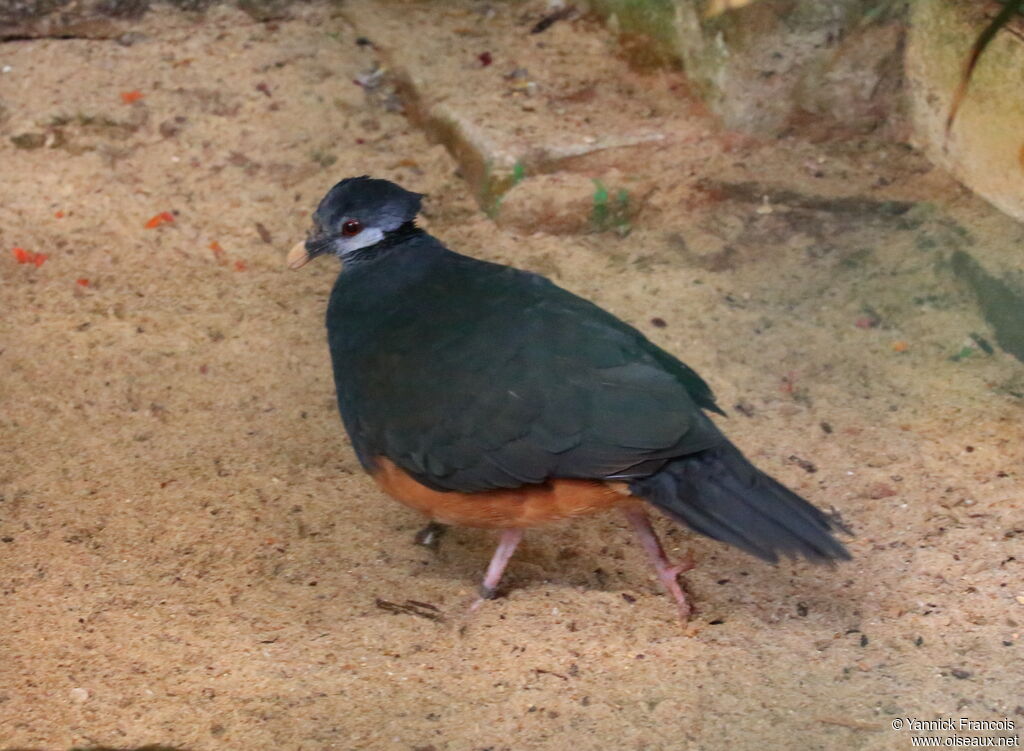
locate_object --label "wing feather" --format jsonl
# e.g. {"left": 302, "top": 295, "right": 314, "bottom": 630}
{"left": 330, "top": 253, "right": 724, "bottom": 492}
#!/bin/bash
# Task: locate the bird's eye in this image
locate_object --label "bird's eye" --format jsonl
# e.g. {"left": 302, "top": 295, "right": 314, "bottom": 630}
{"left": 341, "top": 219, "right": 362, "bottom": 237}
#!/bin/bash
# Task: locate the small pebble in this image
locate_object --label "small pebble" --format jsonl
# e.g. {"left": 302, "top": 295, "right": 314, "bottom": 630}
{"left": 734, "top": 401, "right": 755, "bottom": 417}
{"left": 70, "top": 687, "right": 89, "bottom": 703}
{"left": 868, "top": 482, "right": 897, "bottom": 500}
{"left": 788, "top": 455, "right": 818, "bottom": 474}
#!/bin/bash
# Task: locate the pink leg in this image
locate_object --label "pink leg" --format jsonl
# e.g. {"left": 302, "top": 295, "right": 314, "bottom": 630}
{"left": 623, "top": 508, "right": 695, "bottom": 624}
{"left": 471, "top": 528, "right": 524, "bottom": 608}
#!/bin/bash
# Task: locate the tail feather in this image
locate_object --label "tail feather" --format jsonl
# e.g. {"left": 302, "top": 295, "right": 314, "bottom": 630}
{"left": 630, "top": 443, "right": 851, "bottom": 564}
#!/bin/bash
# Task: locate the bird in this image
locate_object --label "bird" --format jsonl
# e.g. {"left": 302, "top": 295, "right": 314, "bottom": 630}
{"left": 287, "top": 175, "right": 851, "bottom": 623}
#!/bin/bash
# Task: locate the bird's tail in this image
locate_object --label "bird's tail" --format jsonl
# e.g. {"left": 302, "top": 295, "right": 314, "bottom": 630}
{"left": 629, "top": 443, "right": 851, "bottom": 563}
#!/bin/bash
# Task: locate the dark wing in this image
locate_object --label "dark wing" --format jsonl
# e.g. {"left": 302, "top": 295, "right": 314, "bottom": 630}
{"left": 333, "top": 260, "right": 725, "bottom": 492}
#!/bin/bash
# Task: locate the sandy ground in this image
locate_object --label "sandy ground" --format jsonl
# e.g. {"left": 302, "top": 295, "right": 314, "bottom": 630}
{"left": 1, "top": 3, "right": 1023, "bottom": 750}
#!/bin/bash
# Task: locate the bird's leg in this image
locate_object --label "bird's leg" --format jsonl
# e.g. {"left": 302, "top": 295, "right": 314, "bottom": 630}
{"left": 414, "top": 521, "right": 448, "bottom": 550}
{"left": 623, "top": 508, "right": 695, "bottom": 624}
{"left": 471, "top": 528, "right": 524, "bottom": 608}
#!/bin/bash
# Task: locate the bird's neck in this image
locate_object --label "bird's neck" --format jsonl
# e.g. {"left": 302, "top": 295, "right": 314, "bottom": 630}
{"left": 381, "top": 219, "right": 425, "bottom": 247}
{"left": 330, "top": 226, "right": 449, "bottom": 313}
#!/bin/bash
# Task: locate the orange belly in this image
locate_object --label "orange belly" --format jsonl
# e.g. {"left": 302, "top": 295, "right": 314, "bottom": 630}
{"left": 370, "top": 457, "right": 638, "bottom": 528}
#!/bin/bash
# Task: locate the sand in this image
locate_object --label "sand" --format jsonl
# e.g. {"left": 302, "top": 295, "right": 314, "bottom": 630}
{"left": 1, "top": 3, "right": 1022, "bottom": 750}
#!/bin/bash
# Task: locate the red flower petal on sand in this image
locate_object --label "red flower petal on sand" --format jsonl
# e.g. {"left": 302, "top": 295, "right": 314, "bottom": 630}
{"left": 144, "top": 211, "right": 175, "bottom": 229}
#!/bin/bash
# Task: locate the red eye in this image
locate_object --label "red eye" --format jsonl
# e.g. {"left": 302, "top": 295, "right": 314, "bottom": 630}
{"left": 341, "top": 219, "right": 362, "bottom": 237}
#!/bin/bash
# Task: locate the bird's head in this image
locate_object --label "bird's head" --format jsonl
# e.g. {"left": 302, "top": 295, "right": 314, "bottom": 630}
{"left": 287, "top": 176, "right": 423, "bottom": 269}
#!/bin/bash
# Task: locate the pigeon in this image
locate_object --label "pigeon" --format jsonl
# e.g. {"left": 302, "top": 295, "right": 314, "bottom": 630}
{"left": 287, "top": 176, "right": 850, "bottom": 623}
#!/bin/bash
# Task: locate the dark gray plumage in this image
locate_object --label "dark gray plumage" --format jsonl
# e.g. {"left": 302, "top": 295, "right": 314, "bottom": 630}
{"left": 307, "top": 176, "right": 851, "bottom": 566}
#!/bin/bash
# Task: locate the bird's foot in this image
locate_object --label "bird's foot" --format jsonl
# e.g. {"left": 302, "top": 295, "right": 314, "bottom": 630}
{"left": 656, "top": 555, "right": 694, "bottom": 625}
{"left": 469, "top": 584, "right": 498, "bottom": 612}
{"left": 623, "top": 507, "right": 696, "bottom": 627}
{"left": 666, "top": 550, "right": 696, "bottom": 578}
{"left": 477, "top": 583, "right": 498, "bottom": 600}
{"left": 414, "top": 521, "right": 448, "bottom": 550}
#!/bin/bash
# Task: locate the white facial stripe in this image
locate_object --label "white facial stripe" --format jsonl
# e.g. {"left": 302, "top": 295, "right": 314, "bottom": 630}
{"left": 337, "top": 227, "right": 385, "bottom": 255}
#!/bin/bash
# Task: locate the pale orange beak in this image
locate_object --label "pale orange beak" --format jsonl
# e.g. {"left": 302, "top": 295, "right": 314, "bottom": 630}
{"left": 286, "top": 241, "right": 312, "bottom": 270}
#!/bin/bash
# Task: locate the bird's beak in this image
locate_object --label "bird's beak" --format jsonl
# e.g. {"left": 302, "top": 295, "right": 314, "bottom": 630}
{"left": 286, "top": 241, "right": 312, "bottom": 270}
